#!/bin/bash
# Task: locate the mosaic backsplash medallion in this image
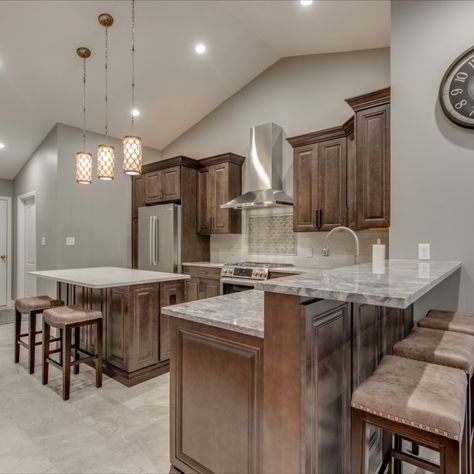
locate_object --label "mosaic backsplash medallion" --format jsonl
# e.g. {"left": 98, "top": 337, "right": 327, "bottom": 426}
{"left": 248, "top": 213, "right": 296, "bottom": 255}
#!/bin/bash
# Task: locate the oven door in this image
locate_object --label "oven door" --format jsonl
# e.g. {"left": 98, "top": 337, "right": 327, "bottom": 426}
{"left": 221, "top": 277, "right": 256, "bottom": 295}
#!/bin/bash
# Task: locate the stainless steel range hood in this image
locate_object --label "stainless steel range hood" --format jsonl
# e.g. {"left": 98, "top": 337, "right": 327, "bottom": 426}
{"left": 221, "top": 123, "right": 293, "bottom": 209}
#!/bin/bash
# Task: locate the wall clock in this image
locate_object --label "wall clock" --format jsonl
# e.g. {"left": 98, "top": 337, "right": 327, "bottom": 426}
{"left": 439, "top": 46, "right": 474, "bottom": 128}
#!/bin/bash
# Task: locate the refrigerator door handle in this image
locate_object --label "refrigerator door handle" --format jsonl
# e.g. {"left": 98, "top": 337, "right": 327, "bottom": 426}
{"left": 149, "top": 216, "right": 154, "bottom": 267}
{"left": 155, "top": 218, "right": 160, "bottom": 266}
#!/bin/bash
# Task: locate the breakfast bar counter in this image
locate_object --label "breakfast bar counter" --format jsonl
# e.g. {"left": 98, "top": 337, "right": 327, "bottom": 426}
{"left": 31, "top": 267, "right": 189, "bottom": 386}
{"left": 163, "top": 259, "right": 461, "bottom": 474}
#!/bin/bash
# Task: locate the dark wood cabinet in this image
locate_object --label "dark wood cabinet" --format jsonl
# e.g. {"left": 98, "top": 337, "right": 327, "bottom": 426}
{"left": 288, "top": 87, "right": 390, "bottom": 232}
{"left": 290, "top": 129, "right": 347, "bottom": 232}
{"left": 182, "top": 265, "right": 221, "bottom": 302}
{"left": 197, "top": 153, "right": 245, "bottom": 235}
{"left": 346, "top": 88, "right": 390, "bottom": 229}
{"left": 160, "top": 280, "right": 184, "bottom": 362}
{"left": 131, "top": 156, "right": 210, "bottom": 268}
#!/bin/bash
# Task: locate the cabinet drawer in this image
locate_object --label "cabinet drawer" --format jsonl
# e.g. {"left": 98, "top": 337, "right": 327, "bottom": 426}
{"left": 182, "top": 265, "right": 221, "bottom": 281}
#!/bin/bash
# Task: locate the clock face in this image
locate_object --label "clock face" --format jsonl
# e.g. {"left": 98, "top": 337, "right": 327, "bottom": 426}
{"left": 439, "top": 46, "right": 474, "bottom": 128}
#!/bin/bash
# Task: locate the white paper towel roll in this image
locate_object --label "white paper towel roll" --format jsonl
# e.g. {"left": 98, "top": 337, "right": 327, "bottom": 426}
{"left": 372, "top": 239, "right": 386, "bottom": 267}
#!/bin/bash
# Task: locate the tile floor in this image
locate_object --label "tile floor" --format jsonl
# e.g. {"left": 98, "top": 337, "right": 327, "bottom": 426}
{"left": 0, "top": 321, "right": 171, "bottom": 474}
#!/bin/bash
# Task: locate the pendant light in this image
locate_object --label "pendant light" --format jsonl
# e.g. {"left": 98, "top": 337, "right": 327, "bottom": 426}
{"left": 97, "top": 13, "right": 115, "bottom": 181}
{"left": 123, "top": 0, "right": 142, "bottom": 175}
{"left": 75, "top": 47, "right": 92, "bottom": 184}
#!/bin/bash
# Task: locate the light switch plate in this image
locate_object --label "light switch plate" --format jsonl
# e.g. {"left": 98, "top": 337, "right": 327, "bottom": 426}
{"left": 418, "top": 243, "right": 430, "bottom": 260}
{"left": 66, "top": 237, "right": 76, "bottom": 246}
{"left": 41, "top": 237, "right": 46, "bottom": 246}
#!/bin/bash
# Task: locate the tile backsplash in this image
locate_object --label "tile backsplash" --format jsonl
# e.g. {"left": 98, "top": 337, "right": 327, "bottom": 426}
{"left": 211, "top": 207, "right": 389, "bottom": 268}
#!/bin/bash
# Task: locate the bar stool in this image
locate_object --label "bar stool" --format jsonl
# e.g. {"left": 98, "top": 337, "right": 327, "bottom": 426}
{"left": 15, "top": 295, "right": 63, "bottom": 373}
{"left": 393, "top": 326, "right": 474, "bottom": 472}
{"left": 42, "top": 305, "right": 103, "bottom": 401}
{"left": 419, "top": 309, "right": 474, "bottom": 336}
{"left": 352, "top": 355, "right": 467, "bottom": 474}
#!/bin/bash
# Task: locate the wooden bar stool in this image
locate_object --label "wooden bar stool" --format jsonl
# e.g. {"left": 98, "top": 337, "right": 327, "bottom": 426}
{"left": 352, "top": 355, "right": 467, "bottom": 474}
{"left": 419, "top": 309, "right": 474, "bottom": 336}
{"left": 393, "top": 326, "right": 474, "bottom": 473}
{"left": 42, "top": 305, "right": 103, "bottom": 401}
{"left": 15, "top": 295, "right": 63, "bottom": 373}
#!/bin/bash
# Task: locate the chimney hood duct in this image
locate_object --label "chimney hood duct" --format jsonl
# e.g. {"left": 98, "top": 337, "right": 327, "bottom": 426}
{"left": 221, "top": 123, "right": 293, "bottom": 209}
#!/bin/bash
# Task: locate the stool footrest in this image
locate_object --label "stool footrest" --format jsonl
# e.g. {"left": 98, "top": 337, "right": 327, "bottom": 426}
{"left": 392, "top": 448, "right": 441, "bottom": 474}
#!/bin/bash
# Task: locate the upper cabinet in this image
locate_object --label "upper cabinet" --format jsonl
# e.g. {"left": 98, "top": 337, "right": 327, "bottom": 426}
{"left": 288, "top": 87, "right": 390, "bottom": 232}
{"left": 197, "top": 153, "right": 245, "bottom": 235}
{"left": 144, "top": 165, "right": 181, "bottom": 204}
{"left": 346, "top": 89, "right": 390, "bottom": 229}
{"left": 289, "top": 128, "right": 347, "bottom": 232}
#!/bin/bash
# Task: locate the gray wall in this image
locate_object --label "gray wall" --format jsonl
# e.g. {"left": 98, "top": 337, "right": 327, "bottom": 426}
{"left": 391, "top": 1, "right": 472, "bottom": 316}
{"left": 13, "top": 123, "right": 162, "bottom": 297}
{"left": 0, "top": 179, "right": 13, "bottom": 197}
{"left": 14, "top": 126, "right": 59, "bottom": 296}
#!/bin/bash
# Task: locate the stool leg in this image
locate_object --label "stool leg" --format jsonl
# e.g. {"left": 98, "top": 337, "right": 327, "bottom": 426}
{"left": 42, "top": 321, "right": 50, "bottom": 385}
{"left": 59, "top": 329, "right": 63, "bottom": 366}
{"left": 74, "top": 327, "right": 80, "bottom": 375}
{"left": 14, "top": 310, "right": 21, "bottom": 363}
{"left": 444, "top": 438, "right": 461, "bottom": 474}
{"left": 95, "top": 320, "right": 103, "bottom": 388}
{"left": 352, "top": 408, "right": 366, "bottom": 474}
{"left": 28, "top": 311, "right": 37, "bottom": 374}
{"left": 62, "top": 327, "right": 72, "bottom": 401}
{"left": 393, "top": 435, "right": 402, "bottom": 474}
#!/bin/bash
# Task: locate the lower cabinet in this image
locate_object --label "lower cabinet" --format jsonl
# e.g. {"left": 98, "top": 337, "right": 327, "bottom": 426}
{"left": 182, "top": 265, "right": 221, "bottom": 302}
{"left": 160, "top": 280, "right": 185, "bottom": 362}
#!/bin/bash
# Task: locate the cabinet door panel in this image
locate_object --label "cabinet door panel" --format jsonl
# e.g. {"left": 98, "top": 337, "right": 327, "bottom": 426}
{"left": 356, "top": 104, "right": 390, "bottom": 228}
{"left": 185, "top": 279, "right": 200, "bottom": 302}
{"left": 202, "top": 279, "right": 220, "bottom": 299}
{"left": 293, "top": 146, "right": 318, "bottom": 231}
{"left": 132, "top": 175, "right": 145, "bottom": 218}
{"left": 160, "top": 281, "right": 184, "bottom": 361}
{"left": 145, "top": 171, "right": 163, "bottom": 203}
{"left": 107, "top": 287, "right": 129, "bottom": 370}
{"left": 197, "top": 170, "right": 211, "bottom": 234}
{"left": 318, "top": 138, "right": 347, "bottom": 230}
{"left": 162, "top": 166, "right": 181, "bottom": 201}
{"left": 212, "top": 163, "right": 230, "bottom": 233}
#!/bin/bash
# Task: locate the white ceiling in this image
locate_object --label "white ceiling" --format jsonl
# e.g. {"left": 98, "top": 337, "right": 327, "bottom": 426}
{"left": 0, "top": 0, "right": 389, "bottom": 180}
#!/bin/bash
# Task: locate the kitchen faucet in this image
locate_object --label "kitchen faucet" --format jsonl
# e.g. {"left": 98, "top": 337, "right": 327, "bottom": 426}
{"left": 321, "top": 226, "right": 360, "bottom": 264}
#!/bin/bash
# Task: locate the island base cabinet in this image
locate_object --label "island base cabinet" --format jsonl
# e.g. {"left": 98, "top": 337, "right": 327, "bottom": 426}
{"left": 57, "top": 280, "right": 185, "bottom": 387}
{"left": 169, "top": 317, "right": 263, "bottom": 474}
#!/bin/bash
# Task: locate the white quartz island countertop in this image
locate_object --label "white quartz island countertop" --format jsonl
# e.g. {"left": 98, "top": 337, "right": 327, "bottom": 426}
{"left": 162, "top": 290, "right": 264, "bottom": 338}
{"left": 30, "top": 266, "right": 190, "bottom": 289}
{"left": 254, "top": 259, "right": 461, "bottom": 309}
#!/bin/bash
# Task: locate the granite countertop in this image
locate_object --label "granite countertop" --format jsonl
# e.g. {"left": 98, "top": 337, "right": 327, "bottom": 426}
{"left": 30, "top": 267, "right": 190, "bottom": 289}
{"left": 255, "top": 259, "right": 461, "bottom": 309}
{"left": 162, "top": 290, "right": 264, "bottom": 338}
{"left": 181, "top": 262, "right": 224, "bottom": 268}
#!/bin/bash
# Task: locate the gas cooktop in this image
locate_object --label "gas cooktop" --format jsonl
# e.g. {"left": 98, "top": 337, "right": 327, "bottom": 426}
{"left": 226, "top": 262, "right": 295, "bottom": 269}
{"left": 221, "top": 262, "right": 295, "bottom": 280}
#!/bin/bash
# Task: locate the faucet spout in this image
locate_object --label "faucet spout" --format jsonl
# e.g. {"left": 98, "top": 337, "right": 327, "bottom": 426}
{"left": 322, "top": 226, "right": 360, "bottom": 264}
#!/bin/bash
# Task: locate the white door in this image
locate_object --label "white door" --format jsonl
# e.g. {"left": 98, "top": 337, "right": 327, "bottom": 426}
{"left": 23, "top": 197, "right": 36, "bottom": 296}
{"left": 0, "top": 199, "right": 7, "bottom": 306}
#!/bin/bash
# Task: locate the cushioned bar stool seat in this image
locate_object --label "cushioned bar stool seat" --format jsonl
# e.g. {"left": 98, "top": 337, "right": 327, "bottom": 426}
{"left": 394, "top": 326, "right": 474, "bottom": 473}
{"left": 419, "top": 309, "right": 474, "bottom": 336}
{"left": 14, "top": 296, "right": 63, "bottom": 374}
{"left": 42, "top": 305, "right": 103, "bottom": 401}
{"left": 352, "top": 355, "right": 467, "bottom": 474}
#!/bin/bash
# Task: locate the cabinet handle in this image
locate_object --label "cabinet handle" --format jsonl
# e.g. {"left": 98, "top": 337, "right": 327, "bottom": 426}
{"left": 319, "top": 209, "right": 323, "bottom": 228}
{"left": 313, "top": 209, "right": 318, "bottom": 229}
{"left": 210, "top": 217, "right": 214, "bottom": 233}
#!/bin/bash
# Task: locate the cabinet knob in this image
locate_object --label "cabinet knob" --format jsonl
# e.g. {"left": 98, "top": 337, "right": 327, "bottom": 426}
{"left": 0, "top": 255, "right": 6, "bottom": 261}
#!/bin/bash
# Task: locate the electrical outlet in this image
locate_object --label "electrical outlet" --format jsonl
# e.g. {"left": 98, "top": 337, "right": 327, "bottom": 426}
{"left": 418, "top": 243, "right": 430, "bottom": 260}
{"left": 41, "top": 237, "right": 46, "bottom": 246}
{"left": 66, "top": 237, "right": 76, "bottom": 246}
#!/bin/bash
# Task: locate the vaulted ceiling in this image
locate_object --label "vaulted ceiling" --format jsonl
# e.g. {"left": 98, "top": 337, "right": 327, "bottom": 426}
{"left": 0, "top": 0, "right": 390, "bottom": 179}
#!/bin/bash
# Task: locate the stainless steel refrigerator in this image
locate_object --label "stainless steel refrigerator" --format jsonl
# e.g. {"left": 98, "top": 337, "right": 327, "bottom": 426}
{"left": 138, "top": 204, "right": 181, "bottom": 272}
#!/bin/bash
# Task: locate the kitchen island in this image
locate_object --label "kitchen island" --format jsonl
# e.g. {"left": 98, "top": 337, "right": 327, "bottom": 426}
{"left": 162, "top": 259, "right": 461, "bottom": 474}
{"left": 31, "top": 267, "right": 189, "bottom": 386}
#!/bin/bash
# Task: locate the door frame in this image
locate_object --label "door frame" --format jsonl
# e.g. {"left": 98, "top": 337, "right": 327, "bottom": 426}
{"left": 0, "top": 195, "right": 12, "bottom": 307}
{"left": 17, "top": 191, "right": 36, "bottom": 299}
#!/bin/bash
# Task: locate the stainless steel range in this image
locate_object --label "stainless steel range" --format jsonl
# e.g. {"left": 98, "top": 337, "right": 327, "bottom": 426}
{"left": 220, "top": 262, "right": 295, "bottom": 294}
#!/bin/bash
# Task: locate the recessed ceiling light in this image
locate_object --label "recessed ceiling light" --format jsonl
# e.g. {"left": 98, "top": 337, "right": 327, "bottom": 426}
{"left": 0, "top": 143, "right": 5, "bottom": 149}
{"left": 300, "top": 0, "right": 313, "bottom": 5}
{"left": 195, "top": 43, "right": 207, "bottom": 55}
{"left": 131, "top": 109, "right": 140, "bottom": 117}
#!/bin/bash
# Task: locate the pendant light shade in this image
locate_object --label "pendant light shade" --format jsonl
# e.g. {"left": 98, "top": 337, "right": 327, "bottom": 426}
{"left": 123, "top": 0, "right": 143, "bottom": 175}
{"left": 75, "top": 47, "right": 92, "bottom": 184}
{"left": 98, "top": 13, "right": 115, "bottom": 181}
{"left": 123, "top": 135, "right": 142, "bottom": 175}
{"left": 76, "top": 152, "right": 93, "bottom": 184}
{"left": 97, "top": 144, "right": 115, "bottom": 180}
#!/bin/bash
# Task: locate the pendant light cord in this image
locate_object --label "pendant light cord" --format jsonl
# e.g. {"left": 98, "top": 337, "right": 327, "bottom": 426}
{"left": 82, "top": 57, "right": 87, "bottom": 150}
{"left": 105, "top": 25, "right": 109, "bottom": 145}
{"left": 131, "top": 0, "right": 135, "bottom": 130}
